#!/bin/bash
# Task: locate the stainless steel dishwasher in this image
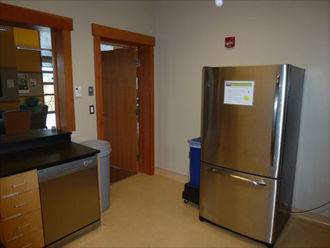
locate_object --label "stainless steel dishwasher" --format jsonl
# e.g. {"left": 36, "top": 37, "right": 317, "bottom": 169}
{"left": 38, "top": 156, "right": 100, "bottom": 247}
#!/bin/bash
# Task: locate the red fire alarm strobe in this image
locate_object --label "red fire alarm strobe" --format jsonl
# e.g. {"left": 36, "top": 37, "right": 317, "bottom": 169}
{"left": 225, "top": 36, "right": 235, "bottom": 48}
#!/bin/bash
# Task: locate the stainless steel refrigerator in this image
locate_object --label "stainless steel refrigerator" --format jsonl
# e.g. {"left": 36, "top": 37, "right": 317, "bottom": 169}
{"left": 199, "top": 65, "right": 305, "bottom": 246}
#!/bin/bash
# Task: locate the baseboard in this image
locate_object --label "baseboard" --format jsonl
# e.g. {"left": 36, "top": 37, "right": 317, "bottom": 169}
{"left": 291, "top": 207, "right": 330, "bottom": 229}
{"left": 155, "top": 167, "right": 189, "bottom": 183}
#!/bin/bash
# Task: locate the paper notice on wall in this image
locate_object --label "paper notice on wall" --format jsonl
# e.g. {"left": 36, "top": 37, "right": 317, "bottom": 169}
{"left": 224, "top": 81, "right": 255, "bottom": 106}
{"left": 6, "top": 79, "right": 15, "bottom": 88}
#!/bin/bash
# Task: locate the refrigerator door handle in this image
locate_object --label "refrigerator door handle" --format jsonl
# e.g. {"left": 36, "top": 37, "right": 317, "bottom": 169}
{"left": 209, "top": 168, "right": 267, "bottom": 186}
{"left": 271, "top": 75, "right": 280, "bottom": 166}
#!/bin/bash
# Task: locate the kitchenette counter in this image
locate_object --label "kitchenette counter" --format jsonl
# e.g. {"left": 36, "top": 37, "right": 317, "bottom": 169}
{"left": 0, "top": 142, "right": 99, "bottom": 178}
{"left": 0, "top": 129, "right": 101, "bottom": 248}
{"left": 0, "top": 129, "right": 99, "bottom": 178}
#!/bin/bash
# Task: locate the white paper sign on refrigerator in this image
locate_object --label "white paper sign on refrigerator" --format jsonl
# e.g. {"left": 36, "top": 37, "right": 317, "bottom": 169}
{"left": 224, "top": 81, "right": 255, "bottom": 106}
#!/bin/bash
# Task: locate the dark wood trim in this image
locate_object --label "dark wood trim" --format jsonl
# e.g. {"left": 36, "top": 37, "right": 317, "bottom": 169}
{"left": 53, "top": 29, "right": 75, "bottom": 131}
{"left": 0, "top": 3, "right": 75, "bottom": 131}
{"left": 93, "top": 24, "right": 155, "bottom": 175}
{"left": 138, "top": 46, "right": 155, "bottom": 175}
{"left": 0, "top": 3, "right": 73, "bottom": 30}
{"left": 93, "top": 36, "right": 104, "bottom": 139}
{"left": 92, "top": 24, "right": 155, "bottom": 47}
{"left": 51, "top": 30, "right": 61, "bottom": 129}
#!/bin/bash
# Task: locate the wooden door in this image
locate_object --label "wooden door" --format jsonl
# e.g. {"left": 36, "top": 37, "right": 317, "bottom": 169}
{"left": 101, "top": 48, "right": 138, "bottom": 171}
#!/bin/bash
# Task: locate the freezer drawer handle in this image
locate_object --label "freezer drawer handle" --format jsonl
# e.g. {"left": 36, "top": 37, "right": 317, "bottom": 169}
{"left": 209, "top": 168, "right": 266, "bottom": 186}
{"left": 228, "top": 174, "right": 266, "bottom": 186}
{"left": 271, "top": 75, "right": 280, "bottom": 166}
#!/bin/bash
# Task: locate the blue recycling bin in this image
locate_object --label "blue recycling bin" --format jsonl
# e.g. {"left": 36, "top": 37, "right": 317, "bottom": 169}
{"left": 188, "top": 137, "right": 201, "bottom": 188}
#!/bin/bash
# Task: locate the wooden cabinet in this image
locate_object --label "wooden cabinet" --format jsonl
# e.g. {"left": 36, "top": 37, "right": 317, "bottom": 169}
{"left": 13, "top": 27, "right": 42, "bottom": 73}
{"left": 0, "top": 170, "right": 44, "bottom": 248}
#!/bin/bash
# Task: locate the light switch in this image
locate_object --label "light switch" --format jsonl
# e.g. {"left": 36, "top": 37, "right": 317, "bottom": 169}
{"left": 88, "top": 86, "right": 94, "bottom": 96}
{"left": 74, "top": 86, "right": 82, "bottom": 98}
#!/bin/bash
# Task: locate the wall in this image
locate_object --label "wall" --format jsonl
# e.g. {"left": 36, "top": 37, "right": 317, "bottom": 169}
{"left": 154, "top": 0, "right": 329, "bottom": 217}
{"left": 1, "top": 0, "right": 154, "bottom": 141}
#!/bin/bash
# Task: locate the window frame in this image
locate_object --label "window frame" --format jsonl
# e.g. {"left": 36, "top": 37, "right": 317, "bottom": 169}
{"left": 0, "top": 2, "right": 75, "bottom": 131}
{"left": 41, "top": 59, "right": 56, "bottom": 117}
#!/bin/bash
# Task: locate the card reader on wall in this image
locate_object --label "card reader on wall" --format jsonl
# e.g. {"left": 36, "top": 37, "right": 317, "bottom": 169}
{"left": 75, "top": 86, "right": 82, "bottom": 98}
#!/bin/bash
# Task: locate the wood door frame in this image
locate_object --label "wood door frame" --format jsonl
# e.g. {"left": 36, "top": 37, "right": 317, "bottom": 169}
{"left": 0, "top": 2, "right": 75, "bottom": 131}
{"left": 92, "top": 24, "right": 155, "bottom": 175}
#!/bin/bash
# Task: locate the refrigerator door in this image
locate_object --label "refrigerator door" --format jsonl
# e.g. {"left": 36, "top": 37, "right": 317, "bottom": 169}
{"left": 201, "top": 65, "right": 287, "bottom": 178}
{"left": 199, "top": 162, "right": 278, "bottom": 244}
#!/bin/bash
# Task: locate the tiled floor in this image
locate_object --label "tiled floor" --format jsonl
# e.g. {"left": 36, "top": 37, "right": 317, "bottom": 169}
{"left": 65, "top": 173, "right": 330, "bottom": 248}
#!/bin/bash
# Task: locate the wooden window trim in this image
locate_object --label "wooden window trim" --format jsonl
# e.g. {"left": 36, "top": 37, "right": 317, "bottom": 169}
{"left": 92, "top": 24, "right": 155, "bottom": 175}
{"left": 0, "top": 2, "right": 75, "bottom": 131}
{"left": 0, "top": 3, "right": 72, "bottom": 30}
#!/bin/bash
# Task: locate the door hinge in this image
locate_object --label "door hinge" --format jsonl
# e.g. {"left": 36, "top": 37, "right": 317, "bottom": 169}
{"left": 136, "top": 108, "right": 141, "bottom": 116}
{"left": 135, "top": 59, "right": 140, "bottom": 67}
{"left": 137, "top": 154, "right": 141, "bottom": 162}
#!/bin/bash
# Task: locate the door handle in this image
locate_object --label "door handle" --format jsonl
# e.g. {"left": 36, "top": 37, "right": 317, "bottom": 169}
{"left": 208, "top": 167, "right": 266, "bottom": 186}
{"left": 271, "top": 75, "right": 280, "bottom": 167}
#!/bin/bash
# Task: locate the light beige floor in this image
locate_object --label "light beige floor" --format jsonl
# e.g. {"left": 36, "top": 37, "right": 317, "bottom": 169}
{"left": 65, "top": 173, "right": 330, "bottom": 248}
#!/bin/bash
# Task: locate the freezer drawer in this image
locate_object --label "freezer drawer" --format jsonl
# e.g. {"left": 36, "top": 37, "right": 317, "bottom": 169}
{"left": 199, "top": 163, "right": 279, "bottom": 244}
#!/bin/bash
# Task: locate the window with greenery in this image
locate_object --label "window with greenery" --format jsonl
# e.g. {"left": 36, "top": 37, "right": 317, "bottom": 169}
{"left": 40, "top": 31, "right": 56, "bottom": 129}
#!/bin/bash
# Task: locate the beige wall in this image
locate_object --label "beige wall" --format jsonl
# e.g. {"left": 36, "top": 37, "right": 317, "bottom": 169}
{"left": 1, "top": 0, "right": 154, "bottom": 142}
{"left": 154, "top": 0, "right": 329, "bottom": 217}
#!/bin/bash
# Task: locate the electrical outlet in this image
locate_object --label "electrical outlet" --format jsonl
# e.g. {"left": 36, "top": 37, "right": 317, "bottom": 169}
{"left": 89, "top": 105, "right": 95, "bottom": 114}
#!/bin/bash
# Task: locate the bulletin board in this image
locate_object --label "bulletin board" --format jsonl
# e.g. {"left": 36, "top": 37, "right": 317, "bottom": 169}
{"left": 17, "top": 72, "right": 43, "bottom": 96}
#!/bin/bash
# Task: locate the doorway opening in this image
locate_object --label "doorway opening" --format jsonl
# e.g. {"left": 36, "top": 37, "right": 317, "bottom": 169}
{"left": 100, "top": 42, "right": 140, "bottom": 183}
{"left": 93, "top": 24, "right": 155, "bottom": 178}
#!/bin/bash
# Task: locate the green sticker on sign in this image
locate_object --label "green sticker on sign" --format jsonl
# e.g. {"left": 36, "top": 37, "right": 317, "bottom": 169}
{"left": 224, "top": 81, "right": 255, "bottom": 106}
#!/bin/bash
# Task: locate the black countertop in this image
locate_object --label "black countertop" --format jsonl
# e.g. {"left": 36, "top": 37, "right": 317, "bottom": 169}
{"left": 0, "top": 129, "right": 72, "bottom": 154}
{"left": 0, "top": 131, "right": 99, "bottom": 178}
{"left": 0, "top": 129, "right": 68, "bottom": 145}
{"left": 0, "top": 131, "right": 99, "bottom": 248}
